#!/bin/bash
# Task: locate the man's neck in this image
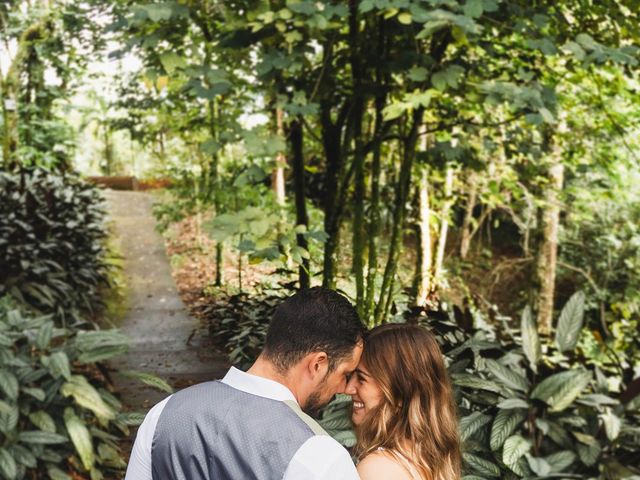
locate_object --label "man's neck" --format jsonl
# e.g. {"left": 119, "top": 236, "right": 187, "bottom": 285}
{"left": 247, "top": 355, "right": 304, "bottom": 405}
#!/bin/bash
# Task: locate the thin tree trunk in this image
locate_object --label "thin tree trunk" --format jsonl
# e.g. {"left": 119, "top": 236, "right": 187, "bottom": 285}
{"left": 374, "top": 108, "right": 424, "bottom": 325}
{"left": 537, "top": 159, "right": 564, "bottom": 335}
{"left": 320, "top": 103, "right": 344, "bottom": 289}
{"left": 433, "top": 166, "right": 454, "bottom": 283}
{"left": 349, "top": 0, "right": 366, "bottom": 315}
{"left": 207, "top": 97, "right": 224, "bottom": 286}
{"left": 460, "top": 172, "right": 479, "bottom": 260}
{"left": 414, "top": 161, "right": 432, "bottom": 307}
{"left": 290, "top": 116, "right": 310, "bottom": 289}
{"left": 273, "top": 106, "right": 286, "bottom": 205}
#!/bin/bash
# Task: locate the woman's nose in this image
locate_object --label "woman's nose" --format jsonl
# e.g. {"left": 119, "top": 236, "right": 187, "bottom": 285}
{"left": 345, "top": 378, "right": 357, "bottom": 395}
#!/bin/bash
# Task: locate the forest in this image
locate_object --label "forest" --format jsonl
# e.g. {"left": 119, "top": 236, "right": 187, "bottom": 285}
{"left": 0, "top": 0, "right": 639, "bottom": 478}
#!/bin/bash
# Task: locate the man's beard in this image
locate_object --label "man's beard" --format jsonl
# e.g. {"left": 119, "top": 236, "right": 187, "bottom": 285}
{"left": 303, "top": 384, "right": 334, "bottom": 418}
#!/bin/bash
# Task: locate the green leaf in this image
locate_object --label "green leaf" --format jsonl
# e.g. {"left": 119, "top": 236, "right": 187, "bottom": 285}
{"left": 545, "top": 450, "right": 576, "bottom": 472}
{"left": 490, "top": 409, "right": 526, "bottom": 451}
{"left": 574, "top": 433, "right": 601, "bottom": 466}
{"left": 463, "top": 453, "right": 501, "bottom": 477}
{"left": 464, "top": 0, "right": 483, "bottom": 18}
{"left": 43, "top": 351, "right": 72, "bottom": 380}
{"left": 497, "top": 398, "right": 529, "bottom": 409}
{"left": 159, "top": 52, "right": 186, "bottom": 74}
{"left": 36, "top": 321, "right": 54, "bottom": 350}
{"left": 64, "top": 408, "right": 95, "bottom": 471}
{"left": 485, "top": 359, "right": 529, "bottom": 392}
{"left": 78, "top": 345, "right": 129, "bottom": 363}
{"left": 145, "top": 4, "right": 174, "bottom": 22}
{"left": 576, "top": 393, "right": 618, "bottom": 407}
{"left": 29, "top": 411, "right": 56, "bottom": 433}
{"left": 18, "top": 430, "right": 68, "bottom": 444}
{"left": 520, "top": 306, "right": 540, "bottom": 373}
{"left": 408, "top": 67, "right": 429, "bottom": 82}
{"left": 0, "top": 370, "right": 19, "bottom": 400}
{"left": 525, "top": 454, "right": 551, "bottom": 477}
{"left": 503, "top": 435, "right": 531, "bottom": 467}
{"left": 0, "top": 400, "right": 12, "bottom": 414}
{"left": 116, "top": 412, "right": 146, "bottom": 426}
{"left": 0, "top": 448, "right": 16, "bottom": 480}
{"left": 61, "top": 376, "right": 116, "bottom": 421}
{"left": 452, "top": 374, "right": 503, "bottom": 393}
{"left": 601, "top": 409, "right": 621, "bottom": 441}
{"left": 555, "top": 291, "right": 585, "bottom": 352}
{"left": 120, "top": 370, "right": 174, "bottom": 394}
{"left": 393, "top": 11, "right": 410, "bottom": 24}
{"left": 531, "top": 370, "right": 592, "bottom": 412}
{"left": 538, "top": 107, "right": 555, "bottom": 124}
{"left": 47, "top": 466, "right": 72, "bottom": 480}
{"left": 564, "top": 41, "right": 586, "bottom": 60}
{"left": 0, "top": 406, "right": 19, "bottom": 434}
{"left": 12, "top": 445, "right": 36, "bottom": 468}
{"left": 23, "top": 387, "right": 46, "bottom": 401}
{"left": 431, "top": 71, "right": 448, "bottom": 91}
{"left": 459, "top": 412, "right": 492, "bottom": 441}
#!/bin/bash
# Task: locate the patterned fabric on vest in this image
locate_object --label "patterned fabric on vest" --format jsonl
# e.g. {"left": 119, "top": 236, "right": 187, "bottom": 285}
{"left": 151, "top": 381, "right": 317, "bottom": 480}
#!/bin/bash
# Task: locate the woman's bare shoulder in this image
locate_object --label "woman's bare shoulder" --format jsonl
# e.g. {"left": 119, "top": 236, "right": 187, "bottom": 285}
{"left": 357, "top": 451, "right": 415, "bottom": 480}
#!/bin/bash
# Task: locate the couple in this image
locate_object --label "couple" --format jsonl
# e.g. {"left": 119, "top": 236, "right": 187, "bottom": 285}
{"left": 125, "top": 287, "right": 461, "bottom": 480}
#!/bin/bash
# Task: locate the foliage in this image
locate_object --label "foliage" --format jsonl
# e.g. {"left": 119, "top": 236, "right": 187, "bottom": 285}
{"left": 0, "top": 169, "right": 110, "bottom": 326}
{"left": 194, "top": 284, "right": 293, "bottom": 370}
{"left": 0, "top": 297, "right": 138, "bottom": 479}
{"left": 451, "top": 292, "right": 639, "bottom": 479}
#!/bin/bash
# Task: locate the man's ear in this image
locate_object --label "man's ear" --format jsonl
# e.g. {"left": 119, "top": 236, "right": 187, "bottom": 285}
{"left": 307, "top": 351, "right": 329, "bottom": 380}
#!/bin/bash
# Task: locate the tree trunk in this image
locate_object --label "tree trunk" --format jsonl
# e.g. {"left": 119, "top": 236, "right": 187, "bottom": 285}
{"left": 374, "top": 107, "right": 424, "bottom": 325}
{"left": 273, "top": 106, "right": 286, "bottom": 205}
{"left": 536, "top": 160, "right": 564, "bottom": 335}
{"left": 460, "top": 171, "right": 479, "bottom": 260}
{"left": 414, "top": 162, "right": 432, "bottom": 307}
{"left": 320, "top": 102, "right": 344, "bottom": 289}
{"left": 207, "top": 97, "right": 224, "bottom": 286}
{"left": 290, "top": 116, "right": 310, "bottom": 289}
{"left": 349, "top": 0, "right": 366, "bottom": 315}
{"left": 433, "top": 166, "right": 455, "bottom": 283}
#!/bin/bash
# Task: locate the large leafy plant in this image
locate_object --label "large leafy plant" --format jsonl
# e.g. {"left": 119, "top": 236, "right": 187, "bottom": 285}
{"left": 0, "top": 170, "right": 110, "bottom": 326}
{"left": 0, "top": 297, "right": 139, "bottom": 480}
{"left": 455, "top": 292, "right": 640, "bottom": 479}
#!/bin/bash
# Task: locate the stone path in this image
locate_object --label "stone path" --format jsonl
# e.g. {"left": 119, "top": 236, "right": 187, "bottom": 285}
{"left": 103, "top": 190, "right": 228, "bottom": 451}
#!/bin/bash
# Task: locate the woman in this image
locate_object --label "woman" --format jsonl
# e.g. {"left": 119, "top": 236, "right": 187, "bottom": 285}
{"left": 345, "top": 323, "right": 461, "bottom": 480}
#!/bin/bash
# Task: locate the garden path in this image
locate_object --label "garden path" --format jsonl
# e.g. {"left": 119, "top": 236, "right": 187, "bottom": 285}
{"left": 103, "top": 190, "right": 228, "bottom": 424}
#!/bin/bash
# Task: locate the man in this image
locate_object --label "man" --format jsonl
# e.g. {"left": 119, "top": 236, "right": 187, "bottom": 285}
{"left": 125, "top": 287, "right": 365, "bottom": 480}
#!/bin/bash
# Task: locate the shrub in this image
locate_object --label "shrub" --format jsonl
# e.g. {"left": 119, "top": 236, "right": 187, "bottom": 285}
{"left": 453, "top": 292, "right": 640, "bottom": 479}
{"left": 0, "top": 169, "right": 109, "bottom": 325}
{"left": 0, "top": 297, "right": 138, "bottom": 479}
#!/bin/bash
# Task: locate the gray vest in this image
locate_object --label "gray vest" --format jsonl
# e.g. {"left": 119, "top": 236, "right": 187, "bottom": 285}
{"left": 151, "top": 380, "right": 326, "bottom": 480}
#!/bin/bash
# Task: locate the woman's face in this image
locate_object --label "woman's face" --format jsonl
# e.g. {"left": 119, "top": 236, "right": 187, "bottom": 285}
{"left": 345, "top": 361, "right": 384, "bottom": 426}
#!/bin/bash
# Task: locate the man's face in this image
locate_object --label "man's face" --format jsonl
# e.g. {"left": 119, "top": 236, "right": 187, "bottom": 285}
{"left": 303, "top": 342, "right": 364, "bottom": 416}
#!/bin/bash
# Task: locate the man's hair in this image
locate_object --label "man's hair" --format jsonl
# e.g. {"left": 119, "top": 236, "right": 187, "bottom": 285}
{"left": 263, "top": 287, "right": 365, "bottom": 373}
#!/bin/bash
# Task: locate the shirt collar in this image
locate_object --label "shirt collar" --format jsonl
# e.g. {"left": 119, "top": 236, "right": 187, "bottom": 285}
{"left": 221, "top": 366, "right": 298, "bottom": 404}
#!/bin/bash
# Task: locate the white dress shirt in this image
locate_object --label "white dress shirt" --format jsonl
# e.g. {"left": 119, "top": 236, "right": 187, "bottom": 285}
{"left": 124, "top": 367, "right": 360, "bottom": 480}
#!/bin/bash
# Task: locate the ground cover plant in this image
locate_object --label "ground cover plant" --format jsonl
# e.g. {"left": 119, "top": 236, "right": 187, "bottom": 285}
{"left": 0, "top": 298, "right": 137, "bottom": 480}
{"left": 0, "top": 170, "right": 110, "bottom": 326}
{"left": 0, "top": 169, "right": 161, "bottom": 479}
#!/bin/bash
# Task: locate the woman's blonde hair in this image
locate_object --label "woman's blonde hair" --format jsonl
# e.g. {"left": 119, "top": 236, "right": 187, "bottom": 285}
{"left": 354, "top": 323, "right": 461, "bottom": 480}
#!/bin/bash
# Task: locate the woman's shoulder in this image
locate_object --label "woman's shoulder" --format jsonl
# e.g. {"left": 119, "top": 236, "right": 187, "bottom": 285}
{"left": 357, "top": 450, "right": 416, "bottom": 480}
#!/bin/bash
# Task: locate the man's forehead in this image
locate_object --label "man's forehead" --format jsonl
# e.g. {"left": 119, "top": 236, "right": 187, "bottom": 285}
{"left": 341, "top": 343, "right": 364, "bottom": 369}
